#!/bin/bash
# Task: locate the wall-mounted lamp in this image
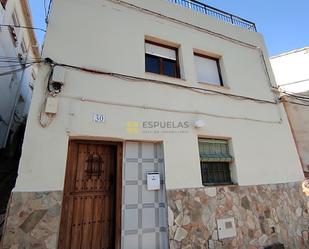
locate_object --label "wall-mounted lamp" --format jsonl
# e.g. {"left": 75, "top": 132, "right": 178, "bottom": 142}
{"left": 194, "top": 120, "right": 205, "bottom": 128}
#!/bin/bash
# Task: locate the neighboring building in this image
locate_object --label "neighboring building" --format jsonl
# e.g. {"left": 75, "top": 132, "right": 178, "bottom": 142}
{"left": 0, "top": 0, "right": 40, "bottom": 150}
{"left": 271, "top": 47, "right": 309, "bottom": 178}
{"left": 1, "top": 1, "right": 308, "bottom": 249}
{"left": 0, "top": 0, "right": 40, "bottom": 240}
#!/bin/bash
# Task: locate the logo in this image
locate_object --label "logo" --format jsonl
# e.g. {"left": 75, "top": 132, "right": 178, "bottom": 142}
{"left": 125, "top": 120, "right": 191, "bottom": 134}
{"left": 126, "top": 121, "right": 139, "bottom": 134}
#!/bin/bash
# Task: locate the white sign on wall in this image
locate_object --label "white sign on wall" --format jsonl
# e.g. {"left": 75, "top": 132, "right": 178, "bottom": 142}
{"left": 93, "top": 113, "right": 106, "bottom": 123}
{"left": 147, "top": 172, "right": 160, "bottom": 190}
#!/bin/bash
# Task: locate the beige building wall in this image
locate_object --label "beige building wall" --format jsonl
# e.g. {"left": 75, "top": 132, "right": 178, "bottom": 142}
{"left": 271, "top": 47, "right": 309, "bottom": 175}
{"left": 2, "top": 1, "right": 309, "bottom": 249}
{"left": 14, "top": 0, "right": 304, "bottom": 192}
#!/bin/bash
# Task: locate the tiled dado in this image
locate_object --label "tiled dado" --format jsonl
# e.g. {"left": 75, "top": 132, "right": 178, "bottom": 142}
{"left": 167, "top": 182, "right": 309, "bottom": 249}
{"left": 1, "top": 191, "right": 63, "bottom": 249}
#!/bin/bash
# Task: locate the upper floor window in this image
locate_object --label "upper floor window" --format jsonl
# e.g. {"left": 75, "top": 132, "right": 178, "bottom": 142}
{"left": 194, "top": 53, "right": 223, "bottom": 86}
{"left": 198, "top": 138, "right": 233, "bottom": 186}
{"left": 9, "top": 26, "right": 17, "bottom": 46}
{"left": 145, "top": 41, "right": 180, "bottom": 78}
{"left": 9, "top": 9, "right": 19, "bottom": 46}
{"left": 1, "top": 0, "right": 7, "bottom": 9}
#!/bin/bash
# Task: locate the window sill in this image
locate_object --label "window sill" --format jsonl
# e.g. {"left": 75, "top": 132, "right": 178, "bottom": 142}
{"left": 203, "top": 183, "right": 237, "bottom": 188}
{"left": 197, "top": 81, "right": 230, "bottom": 90}
{"left": 145, "top": 72, "right": 187, "bottom": 83}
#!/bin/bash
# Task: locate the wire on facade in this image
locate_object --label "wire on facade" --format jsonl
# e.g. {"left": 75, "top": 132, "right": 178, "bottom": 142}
{"left": 44, "top": 58, "right": 278, "bottom": 105}
{"left": 46, "top": 0, "right": 53, "bottom": 24}
{"left": 0, "top": 58, "right": 41, "bottom": 63}
{"left": 0, "top": 61, "right": 42, "bottom": 76}
{"left": 0, "top": 24, "right": 46, "bottom": 32}
{"left": 281, "top": 100, "right": 309, "bottom": 107}
{"left": 0, "top": 62, "right": 40, "bottom": 68}
{"left": 60, "top": 94, "right": 282, "bottom": 124}
{"left": 281, "top": 91, "right": 309, "bottom": 101}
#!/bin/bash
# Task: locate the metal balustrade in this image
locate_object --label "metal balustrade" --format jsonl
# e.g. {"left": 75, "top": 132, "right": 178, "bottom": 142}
{"left": 167, "top": 0, "right": 257, "bottom": 32}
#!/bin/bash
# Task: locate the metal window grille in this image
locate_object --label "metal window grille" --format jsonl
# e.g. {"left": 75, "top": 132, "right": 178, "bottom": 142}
{"left": 198, "top": 139, "right": 233, "bottom": 185}
{"left": 264, "top": 243, "right": 285, "bottom": 249}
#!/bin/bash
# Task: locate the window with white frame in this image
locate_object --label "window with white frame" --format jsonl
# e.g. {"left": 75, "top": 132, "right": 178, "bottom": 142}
{"left": 198, "top": 138, "right": 233, "bottom": 186}
{"left": 194, "top": 53, "right": 223, "bottom": 86}
{"left": 145, "top": 41, "right": 180, "bottom": 78}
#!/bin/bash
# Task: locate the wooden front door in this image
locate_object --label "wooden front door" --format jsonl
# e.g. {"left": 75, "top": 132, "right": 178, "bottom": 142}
{"left": 58, "top": 141, "right": 122, "bottom": 249}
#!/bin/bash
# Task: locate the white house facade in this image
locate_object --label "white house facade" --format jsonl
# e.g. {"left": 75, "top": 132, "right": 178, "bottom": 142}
{"left": 1, "top": 1, "right": 308, "bottom": 249}
{"left": 0, "top": 0, "right": 39, "bottom": 149}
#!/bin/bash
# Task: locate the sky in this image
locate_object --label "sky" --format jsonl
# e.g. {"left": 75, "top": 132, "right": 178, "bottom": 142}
{"left": 29, "top": 0, "right": 308, "bottom": 57}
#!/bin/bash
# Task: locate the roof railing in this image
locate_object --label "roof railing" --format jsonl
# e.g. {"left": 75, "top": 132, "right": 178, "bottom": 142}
{"left": 167, "top": 0, "right": 257, "bottom": 32}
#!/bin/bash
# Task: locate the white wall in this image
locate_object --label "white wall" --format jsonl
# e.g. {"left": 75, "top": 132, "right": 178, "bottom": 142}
{"left": 271, "top": 48, "right": 309, "bottom": 173}
{"left": 15, "top": 0, "right": 304, "bottom": 191}
{"left": 271, "top": 48, "right": 309, "bottom": 93}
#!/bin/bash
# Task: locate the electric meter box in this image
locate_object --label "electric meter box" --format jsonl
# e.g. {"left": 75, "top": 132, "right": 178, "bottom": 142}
{"left": 45, "top": 96, "right": 58, "bottom": 114}
{"left": 147, "top": 172, "right": 160, "bottom": 190}
{"left": 217, "top": 217, "right": 237, "bottom": 239}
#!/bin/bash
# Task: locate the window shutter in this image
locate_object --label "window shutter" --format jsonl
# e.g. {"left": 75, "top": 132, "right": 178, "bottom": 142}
{"left": 199, "top": 139, "right": 233, "bottom": 162}
{"left": 194, "top": 55, "right": 221, "bottom": 85}
{"left": 145, "top": 43, "right": 176, "bottom": 61}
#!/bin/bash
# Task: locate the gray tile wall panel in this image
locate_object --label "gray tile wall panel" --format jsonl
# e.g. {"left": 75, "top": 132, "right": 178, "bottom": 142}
{"left": 122, "top": 142, "right": 168, "bottom": 249}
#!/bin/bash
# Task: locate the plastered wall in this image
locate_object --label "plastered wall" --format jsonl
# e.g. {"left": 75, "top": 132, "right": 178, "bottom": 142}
{"left": 14, "top": 0, "right": 304, "bottom": 192}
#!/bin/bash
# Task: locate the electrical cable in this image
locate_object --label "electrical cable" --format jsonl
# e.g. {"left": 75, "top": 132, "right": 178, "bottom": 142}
{"left": 284, "top": 98, "right": 309, "bottom": 106}
{"left": 60, "top": 94, "right": 281, "bottom": 124}
{"left": 38, "top": 60, "right": 283, "bottom": 127}
{"left": 0, "top": 65, "right": 24, "bottom": 68}
{"left": 0, "top": 59, "right": 40, "bottom": 63}
{"left": 0, "top": 59, "right": 42, "bottom": 64}
{"left": 0, "top": 58, "right": 43, "bottom": 62}
{"left": 281, "top": 92, "right": 309, "bottom": 101}
{"left": 0, "top": 62, "right": 41, "bottom": 68}
{"left": 285, "top": 98, "right": 309, "bottom": 106}
{"left": 46, "top": 59, "right": 277, "bottom": 105}
{"left": 0, "top": 24, "right": 46, "bottom": 32}
{"left": 276, "top": 78, "right": 309, "bottom": 87}
{"left": 0, "top": 57, "right": 22, "bottom": 61}
{"left": 0, "top": 61, "right": 41, "bottom": 76}
{"left": 46, "top": 64, "right": 55, "bottom": 93}
{"left": 0, "top": 56, "right": 41, "bottom": 60}
{"left": 281, "top": 100, "right": 309, "bottom": 107}
{"left": 46, "top": 0, "right": 53, "bottom": 24}
{"left": 0, "top": 66, "right": 30, "bottom": 76}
